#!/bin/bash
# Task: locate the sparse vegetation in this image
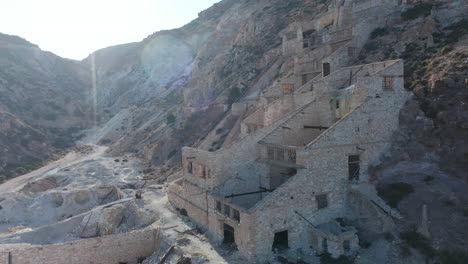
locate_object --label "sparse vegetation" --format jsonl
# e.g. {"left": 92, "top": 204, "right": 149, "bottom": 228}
{"left": 363, "top": 42, "right": 378, "bottom": 53}
{"left": 166, "top": 113, "right": 176, "bottom": 124}
{"left": 401, "top": 3, "right": 439, "bottom": 21}
{"left": 423, "top": 175, "right": 434, "bottom": 183}
{"left": 400, "top": 244, "right": 412, "bottom": 257}
{"left": 0, "top": 150, "right": 69, "bottom": 182}
{"left": 439, "top": 46, "right": 453, "bottom": 55}
{"left": 226, "top": 87, "right": 242, "bottom": 104}
{"left": 180, "top": 208, "right": 188, "bottom": 216}
{"left": 384, "top": 232, "right": 395, "bottom": 241}
{"left": 443, "top": 200, "right": 455, "bottom": 207}
{"left": 167, "top": 149, "right": 177, "bottom": 159}
{"left": 400, "top": 231, "right": 436, "bottom": 258}
{"left": 320, "top": 253, "right": 354, "bottom": 264}
{"left": 44, "top": 113, "right": 58, "bottom": 121}
{"left": 439, "top": 250, "right": 468, "bottom": 264}
{"left": 377, "top": 182, "right": 414, "bottom": 208}
{"left": 277, "top": 256, "right": 292, "bottom": 264}
{"left": 444, "top": 19, "right": 468, "bottom": 45}
{"left": 216, "top": 128, "right": 224, "bottom": 135}
{"left": 99, "top": 139, "right": 112, "bottom": 145}
{"left": 370, "top": 27, "right": 389, "bottom": 39}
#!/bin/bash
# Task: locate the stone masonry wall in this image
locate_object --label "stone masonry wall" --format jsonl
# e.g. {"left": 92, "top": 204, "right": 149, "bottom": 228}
{"left": 244, "top": 60, "right": 407, "bottom": 260}
{"left": 0, "top": 226, "right": 164, "bottom": 264}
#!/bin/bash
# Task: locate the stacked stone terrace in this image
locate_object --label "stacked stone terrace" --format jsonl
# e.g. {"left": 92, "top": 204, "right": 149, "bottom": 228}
{"left": 169, "top": 58, "right": 409, "bottom": 261}
{"left": 241, "top": 0, "right": 406, "bottom": 137}
{"left": 169, "top": 0, "right": 411, "bottom": 261}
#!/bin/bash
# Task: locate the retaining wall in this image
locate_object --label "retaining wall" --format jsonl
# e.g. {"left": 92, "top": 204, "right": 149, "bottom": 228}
{"left": 0, "top": 226, "right": 164, "bottom": 264}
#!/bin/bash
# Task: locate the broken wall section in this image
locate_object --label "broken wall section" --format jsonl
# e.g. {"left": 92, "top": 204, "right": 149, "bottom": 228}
{"left": 0, "top": 226, "right": 165, "bottom": 264}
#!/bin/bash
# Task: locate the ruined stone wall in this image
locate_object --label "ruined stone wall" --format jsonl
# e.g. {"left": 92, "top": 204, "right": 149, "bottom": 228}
{"left": 261, "top": 96, "right": 334, "bottom": 147}
{"left": 0, "top": 226, "right": 164, "bottom": 264}
{"left": 263, "top": 94, "right": 296, "bottom": 127}
{"left": 205, "top": 196, "right": 257, "bottom": 257}
{"left": 168, "top": 179, "right": 209, "bottom": 227}
{"left": 180, "top": 116, "right": 285, "bottom": 190}
{"left": 243, "top": 60, "right": 407, "bottom": 260}
{"left": 171, "top": 118, "right": 288, "bottom": 232}
{"left": 259, "top": 61, "right": 402, "bottom": 148}
{"left": 241, "top": 89, "right": 315, "bottom": 137}
{"left": 249, "top": 172, "right": 348, "bottom": 261}
{"left": 310, "top": 227, "right": 359, "bottom": 257}
{"left": 299, "top": 61, "right": 407, "bottom": 183}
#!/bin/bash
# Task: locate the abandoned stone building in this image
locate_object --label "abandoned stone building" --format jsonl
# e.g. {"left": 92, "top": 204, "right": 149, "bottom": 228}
{"left": 240, "top": 0, "right": 407, "bottom": 136}
{"left": 169, "top": 58, "right": 409, "bottom": 261}
{"left": 169, "top": 0, "right": 410, "bottom": 262}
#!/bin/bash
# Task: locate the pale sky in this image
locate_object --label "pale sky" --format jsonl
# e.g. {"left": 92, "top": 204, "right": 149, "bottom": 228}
{"left": 0, "top": 0, "right": 221, "bottom": 60}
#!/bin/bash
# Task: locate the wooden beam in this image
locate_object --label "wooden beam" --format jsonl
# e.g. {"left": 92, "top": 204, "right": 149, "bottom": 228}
{"left": 225, "top": 188, "right": 275, "bottom": 198}
{"left": 303, "top": 125, "right": 329, "bottom": 130}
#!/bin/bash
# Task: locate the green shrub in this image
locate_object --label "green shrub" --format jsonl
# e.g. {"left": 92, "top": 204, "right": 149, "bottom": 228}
{"left": 167, "top": 149, "right": 177, "bottom": 159}
{"left": 370, "top": 27, "right": 389, "bottom": 39}
{"left": 277, "top": 256, "right": 292, "bottom": 264}
{"left": 363, "top": 42, "right": 378, "bottom": 53}
{"left": 226, "top": 87, "right": 242, "bottom": 104}
{"left": 445, "top": 19, "right": 468, "bottom": 44}
{"left": 13, "top": 167, "right": 27, "bottom": 175}
{"left": 401, "top": 3, "right": 438, "bottom": 21}
{"left": 320, "top": 253, "right": 354, "bottom": 264}
{"left": 400, "top": 231, "right": 436, "bottom": 258}
{"left": 443, "top": 200, "right": 455, "bottom": 207}
{"left": 73, "top": 108, "right": 85, "bottom": 117}
{"left": 99, "top": 139, "right": 112, "bottom": 145}
{"left": 400, "top": 244, "right": 412, "bottom": 257}
{"left": 423, "top": 176, "right": 434, "bottom": 183}
{"left": 400, "top": 43, "right": 419, "bottom": 59}
{"left": 166, "top": 113, "right": 176, "bottom": 124}
{"left": 377, "top": 182, "right": 414, "bottom": 208}
{"left": 180, "top": 208, "right": 188, "bottom": 216}
{"left": 440, "top": 46, "right": 453, "bottom": 54}
{"left": 44, "top": 113, "right": 58, "bottom": 121}
{"left": 439, "top": 250, "right": 468, "bottom": 264}
{"left": 216, "top": 128, "right": 224, "bottom": 135}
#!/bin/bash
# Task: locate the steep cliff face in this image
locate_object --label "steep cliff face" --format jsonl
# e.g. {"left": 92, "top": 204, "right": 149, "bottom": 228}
{"left": 0, "top": 33, "right": 93, "bottom": 178}
{"left": 357, "top": 1, "right": 468, "bottom": 257}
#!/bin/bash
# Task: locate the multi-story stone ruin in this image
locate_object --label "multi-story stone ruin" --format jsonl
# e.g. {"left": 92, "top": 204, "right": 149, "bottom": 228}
{"left": 169, "top": 0, "right": 410, "bottom": 261}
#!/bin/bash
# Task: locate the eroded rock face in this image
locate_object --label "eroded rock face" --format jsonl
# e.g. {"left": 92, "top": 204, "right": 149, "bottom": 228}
{"left": 78, "top": 201, "right": 156, "bottom": 238}
{"left": 0, "top": 185, "right": 124, "bottom": 231}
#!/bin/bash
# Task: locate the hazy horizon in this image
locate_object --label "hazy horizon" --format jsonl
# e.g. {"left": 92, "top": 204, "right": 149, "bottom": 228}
{"left": 0, "top": 0, "right": 220, "bottom": 60}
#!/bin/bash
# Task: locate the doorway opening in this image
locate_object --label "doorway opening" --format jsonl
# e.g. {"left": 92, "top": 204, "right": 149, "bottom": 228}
{"left": 272, "top": 230, "right": 289, "bottom": 251}
{"left": 223, "top": 223, "right": 235, "bottom": 244}
{"left": 323, "top": 63, "right": 330, "bottom": 77}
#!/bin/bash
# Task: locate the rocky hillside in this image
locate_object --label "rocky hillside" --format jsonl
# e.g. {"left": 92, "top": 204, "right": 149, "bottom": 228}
{"left": 355, "top": 1, "right": 468, "bottom": 261}
{"left": 89, "top": 0, "right": 467, "bottom": 182}
{"left": 0, "top": 33, "right": 93, "bottom": 180}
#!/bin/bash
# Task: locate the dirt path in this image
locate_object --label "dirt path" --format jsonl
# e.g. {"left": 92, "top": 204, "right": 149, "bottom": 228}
{"left": 0, "top": 145, "right": 106, "bottom": 194}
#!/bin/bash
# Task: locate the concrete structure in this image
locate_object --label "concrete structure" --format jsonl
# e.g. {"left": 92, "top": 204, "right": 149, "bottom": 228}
{"left": 169, "top": 58, "right": 410, "bottom": 261}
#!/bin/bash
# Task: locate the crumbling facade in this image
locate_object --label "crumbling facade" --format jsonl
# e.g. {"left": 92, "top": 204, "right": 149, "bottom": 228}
{"left": 169, "top": 0, "right": 410, "bottom": 262}
{"left": 169, "top": 59, "right": 409, "bottom": 261}
{"left": 241, "top": 0, "right": 406, "bottom": 137}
